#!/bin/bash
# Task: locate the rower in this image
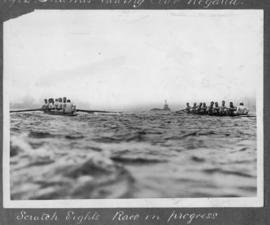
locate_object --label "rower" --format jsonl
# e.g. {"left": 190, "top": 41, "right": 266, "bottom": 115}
{"left": 191, "top": 103, "right": 197, "bottom": 113}
{"left": 54, "top": 99, "right": 59, "bottom": 110}
{"left": 228, "top": 102, "right": 237, "bottom": 116}
{"left": 236, "top": 102, "right": 249, "bottom": 115}
{"left": 201, "top": 102, "right": 207, "bottom": 114}
{"left": 58, "top": 98, "right": 63, "bottom": 111}
{"left": 213, "top": 102, "right": 220, "bottom": 115}
{"left": 48, "top": 98, "right": 55, "bottom": 110}
{"left": 197, "top": 102, "right": 202, "bottom": 114}
{"left": 207, "top": 101, "right": 214, "bottom": 115}
{"left": 220, "top": 100, "right": 227, "bottom": 116}
{"left": 185, "top": 102, "right": 191, "bottom": 113}
{"left": 63, "top": 97, "right": 67, "bottom": 110}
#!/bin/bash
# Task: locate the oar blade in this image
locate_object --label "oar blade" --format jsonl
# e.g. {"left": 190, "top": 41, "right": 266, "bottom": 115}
{"left": 77, "top": 109, "right": 121, "bottom": 114}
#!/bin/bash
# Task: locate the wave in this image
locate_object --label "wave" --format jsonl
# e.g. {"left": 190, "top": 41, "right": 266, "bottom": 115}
{"left": 28, "top": 131, "right": 55, "bottom": 138}
{"left": 10, "top": 136, "right": 135, "bottom": 200}
{"left": 65, "top": 134, "right": 84, "bottom": 140}
{"left": 111, "top": 156, "right": 167, "bottom": 164}
{"left": 203, "top": 168, "right": 255, "bottom": 178}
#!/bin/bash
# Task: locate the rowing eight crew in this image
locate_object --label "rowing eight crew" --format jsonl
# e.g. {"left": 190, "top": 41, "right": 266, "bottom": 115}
{"left": 185, "top": 101, "right": 249, "bottom": 116}
{"left": 42, "top": 97, "right": 76, "bottom": 113}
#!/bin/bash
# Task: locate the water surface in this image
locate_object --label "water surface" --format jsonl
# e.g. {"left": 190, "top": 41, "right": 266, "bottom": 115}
{"left": 10, "top": 111, "right": 257, "bottom": 199}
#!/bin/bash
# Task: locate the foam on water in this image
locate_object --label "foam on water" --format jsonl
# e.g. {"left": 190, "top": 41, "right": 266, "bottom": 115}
{"left": 10, "top": 111, "right": 257, "bottom": 199}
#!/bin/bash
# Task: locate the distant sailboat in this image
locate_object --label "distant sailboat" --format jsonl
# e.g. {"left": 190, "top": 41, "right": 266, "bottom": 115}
{"left": 150, "top": 100, "right": 171, "bottom": 112}
{"left": 163, "top": 100, "right": 170, "bottom": 111}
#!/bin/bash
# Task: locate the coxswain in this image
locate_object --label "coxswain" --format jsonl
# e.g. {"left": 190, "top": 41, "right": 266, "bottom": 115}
{"left": 71, "top": 101, "right": 76, "bottom": 112}
{"left": 42, "top": 99, "right": 49, "bottom": 111}
{"left": 185, "top": 102, "right": 191, "bottom": 113}
{"left": 236, "top": 102, "right": 249, "bottom": 115}
{"left": 64, "top": 99, "right": 73, "bottom": 113}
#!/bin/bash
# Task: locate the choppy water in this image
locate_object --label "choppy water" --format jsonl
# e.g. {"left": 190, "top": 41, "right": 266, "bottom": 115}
{"left": 10, "top": 111, "right": 257, "bottom": 199}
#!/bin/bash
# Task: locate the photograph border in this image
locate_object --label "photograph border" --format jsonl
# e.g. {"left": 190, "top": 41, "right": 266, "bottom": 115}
{"left": 0, "top": 1, "right": 269, "bottom": 224}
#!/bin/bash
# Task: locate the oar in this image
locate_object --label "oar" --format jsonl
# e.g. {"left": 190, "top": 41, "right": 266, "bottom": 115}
{"left": 77, "top": 109, "right": 121, "bottom": 114}
{"left": 10, "top": 108, "right": 43, "bottom": 113}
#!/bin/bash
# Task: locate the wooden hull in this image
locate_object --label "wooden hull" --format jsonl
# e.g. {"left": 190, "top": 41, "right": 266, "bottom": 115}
{"left": 43, "top": 110, "right": 77, "bottom": 116}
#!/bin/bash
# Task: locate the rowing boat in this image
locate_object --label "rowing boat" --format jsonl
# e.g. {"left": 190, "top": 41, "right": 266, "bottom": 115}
{"left": 43, "top": 110, "right": 77, "bottom": 116}
{"left": 176, "top": 111, "right": 255, "bottom": 118}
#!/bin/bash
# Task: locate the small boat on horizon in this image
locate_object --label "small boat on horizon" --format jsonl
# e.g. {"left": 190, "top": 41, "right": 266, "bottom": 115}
{"left": 150, "top": 100, "right": 171, "bottom": 112}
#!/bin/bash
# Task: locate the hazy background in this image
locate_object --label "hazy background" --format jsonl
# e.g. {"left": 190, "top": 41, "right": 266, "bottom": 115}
{"left": 4, "top": 10, "right": 262, "bottom": 111}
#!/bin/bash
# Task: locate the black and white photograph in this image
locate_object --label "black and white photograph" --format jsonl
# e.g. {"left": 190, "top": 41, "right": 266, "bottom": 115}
{"left": 3, "top": 10, "right": 263, "bottom": 207}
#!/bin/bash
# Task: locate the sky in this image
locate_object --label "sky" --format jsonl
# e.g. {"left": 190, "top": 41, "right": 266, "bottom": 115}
{"left": 4, "top": 10, "right": 263, "bottom": 110}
